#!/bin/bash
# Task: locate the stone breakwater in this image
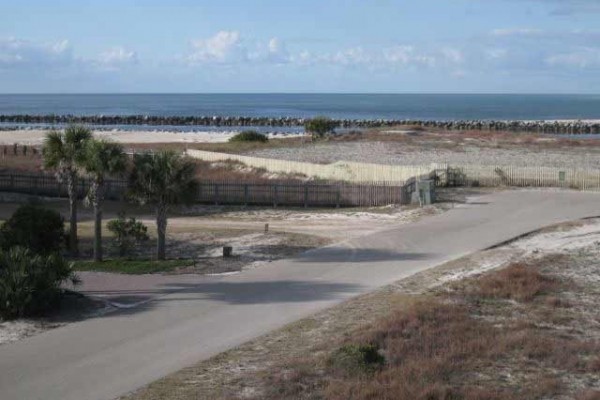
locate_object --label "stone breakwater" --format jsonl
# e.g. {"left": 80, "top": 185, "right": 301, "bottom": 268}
{"left": 0, "top": 115, "right": 599, "bottom": 134}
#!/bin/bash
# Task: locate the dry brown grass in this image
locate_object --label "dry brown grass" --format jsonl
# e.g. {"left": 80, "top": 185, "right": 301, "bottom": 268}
{"left": 329, "top": 126, "right": 600, "bottom": 152}
{"left": 576, "top": 390, "right": 600, "bottom": 400}
{"left": 124, "top": 136, "right": 304, "bottom": 154}
{"left": 0, "top": 151, "right": 44, "bottom": 173}
{"left": 260, "top": 258, "right": 599, "bottom": 400}
{"left": 194, "top": 159, "right": 308, "bottom": 183}
{"left": 468, "top": 259, "right": 563, "bottom": 302}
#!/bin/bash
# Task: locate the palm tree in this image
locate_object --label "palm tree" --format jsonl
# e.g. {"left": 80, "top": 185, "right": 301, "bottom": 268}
{"left": 42, "top": 125, "right": 92, "bottom": 256}
{"left": 128, "top": 151, "right": 198, "bottom": 260}
{"left": 82, "top": 140, "right": 127, "bottom": 262}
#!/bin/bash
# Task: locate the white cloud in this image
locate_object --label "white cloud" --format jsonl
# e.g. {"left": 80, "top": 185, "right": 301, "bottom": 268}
{"left": 545, "top": 47, "right": 600, "bottom": 68}
{"left": 265, "top": 37, "right": 290, "bottom": 64}
{"left": 485, "top": 48, "right": 508, "bottom": 60}
{"left": 182, "top": 31, "right": 442, "bottom": 71}
{"left": 384, "top": 46, "right": 436, "bottom": 67}
{"left": 329, "top": 47, "right": 373, "bottom": 65}
{"left": 94, "top": 47, "right": 138, "bottom": 70}
{"left": 187, "top": 31, "right": 247, "bottom": 64}
{"left": 441, "top": 47, "right": 464, "bottom": 64}
{"left": 0, "top": 37, "right": 73, "bottom": 69}
{"left": 303, "top": 45, "right": 436, "bottom": 69}
{"left": 491, "top": 28, "right": 543, "bottom": 37}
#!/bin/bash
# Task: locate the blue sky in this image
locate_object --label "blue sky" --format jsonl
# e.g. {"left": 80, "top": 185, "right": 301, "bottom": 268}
{"left": 1, "top": 0, "right": 599, "bottom": 93}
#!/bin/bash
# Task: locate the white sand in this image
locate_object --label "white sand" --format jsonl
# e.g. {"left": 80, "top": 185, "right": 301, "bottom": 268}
{"left": 512, "top": 221, "right": 600, "bottom": 253}
{"left": 0, "top": 129, "right": 298, "bottom": 145}
{"left": 431, "top": 217, "right": 600, "bottom": 287}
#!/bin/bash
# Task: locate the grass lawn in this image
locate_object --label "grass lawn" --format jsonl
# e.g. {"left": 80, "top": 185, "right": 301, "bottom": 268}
{"left": 73, "top": 259, "right": 194, "bottom": 274}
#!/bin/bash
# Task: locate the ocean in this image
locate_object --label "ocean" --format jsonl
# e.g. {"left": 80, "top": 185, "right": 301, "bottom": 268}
{"left": 1, "top": 93, "right": 600, "bottom": 121}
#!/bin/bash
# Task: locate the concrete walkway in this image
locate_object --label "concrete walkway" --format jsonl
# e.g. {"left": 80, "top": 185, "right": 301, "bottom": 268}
{"left": 0, "top": 189, "right": 598, "bottom": 400}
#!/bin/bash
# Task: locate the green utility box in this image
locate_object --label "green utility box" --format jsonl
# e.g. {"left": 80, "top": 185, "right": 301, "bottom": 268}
{"left": 411, "top": 179, "right": 435, "bottom": 206}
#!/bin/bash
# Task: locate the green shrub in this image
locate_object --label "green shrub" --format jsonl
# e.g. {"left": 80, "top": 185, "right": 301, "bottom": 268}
{"left": 0, "top": 247, "right": 78, "bottom": 319}
{"left": 107, "top": 213, "right": 149, "bottom": 257}
{"left": 328, "top": 343, "right": 385, "bottom": 376}
{"left": 0, "top": 204, "right": 65, "bottom": 255}
{"left": 228, "top": 130, "right": 269, "bottom": 143}
{"left": 305, "top": 116, "right": 339, "bottom": 140}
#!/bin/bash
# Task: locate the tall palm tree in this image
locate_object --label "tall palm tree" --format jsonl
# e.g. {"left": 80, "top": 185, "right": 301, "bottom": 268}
{"left": 42, "top": 125, "right": 92, "bottom": 256}
{"left": 82, "top": 140, "right": 127, "bottom": 262}
{"left": 128, "top": 151, "right": 198, "bottom": 260}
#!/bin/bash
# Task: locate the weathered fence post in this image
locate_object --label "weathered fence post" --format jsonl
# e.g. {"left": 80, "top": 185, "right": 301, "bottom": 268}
{"left": 244, "top": 184, "right": 249, "bottom": 206}
{"left": 304, "top": 185, "right": 309, "bottom": 208}
{"left": 214, "top": 183, "right": 219, "bottom": 205}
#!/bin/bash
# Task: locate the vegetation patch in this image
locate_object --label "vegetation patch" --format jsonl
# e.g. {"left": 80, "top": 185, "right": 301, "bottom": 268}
{"left": 466, "top": 258, "right": 564, "bottom": 302}
{"left": 107, "top": 214, "right": 150, "bottom": 257}
{"left": 327, "top": 344, "right": 384, "bottom": 377}
{"left": 0, "top": 247, "right": 78, "bottom": 320}
{"left": 305, "top": 116, "right": 339, "bottom": 141}
{"left": 228, "top": 130, "right": 269, "bottom": 143}
{"left": 0, "top": 204, "right": 65, "bottom": 255}
{"left": 73, "top": 259, "right": 194, "bottom": 274}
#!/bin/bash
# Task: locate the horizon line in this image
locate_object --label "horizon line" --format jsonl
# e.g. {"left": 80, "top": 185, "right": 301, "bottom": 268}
{"left": 0, "top": 92, "right": 599, "bottom": 96}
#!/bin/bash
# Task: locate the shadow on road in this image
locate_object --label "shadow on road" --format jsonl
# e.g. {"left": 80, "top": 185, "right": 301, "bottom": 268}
{"left": 105, "top": 279, "right": 364, "bottom": 318}
{"left": 297, "top": 247, "right": 432, "bottom": 263}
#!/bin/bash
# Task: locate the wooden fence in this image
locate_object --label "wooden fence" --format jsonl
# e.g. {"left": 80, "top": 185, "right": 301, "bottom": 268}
{"left": 0, "top": 173, "right": 413, "bottom": 208}
{"left": 434, "top": 164, "right": 600, "bottom": 191}
{"left": 186, "top": 150, "right": 600, "bottom": 192}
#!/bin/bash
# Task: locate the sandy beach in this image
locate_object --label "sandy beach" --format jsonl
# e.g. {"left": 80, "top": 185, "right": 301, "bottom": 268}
{"left": 0, "top": 129, "right": 297, "bottom": 145}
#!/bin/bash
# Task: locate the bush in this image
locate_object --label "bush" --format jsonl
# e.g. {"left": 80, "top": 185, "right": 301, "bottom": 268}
{"left": 229, "top": 130, "right": 269, "bottom": 143}
{"left": 305, "top": 116, "right": 339, "bottom": 140}
{"left": 107, "top": 213, "right": 149, "bottom": 257}
{"left": 328, "top": 343, "right": 385, "bottom": 376}
{"left": 0, "top": 247, "right": 78, "bottom": 319}
{"left": 0, "top": 204, "right": 65, "bottom": 255}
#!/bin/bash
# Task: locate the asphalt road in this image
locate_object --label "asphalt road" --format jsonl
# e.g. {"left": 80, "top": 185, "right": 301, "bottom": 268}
{"left": 1, "top": 189, "right": 599, "bottom": 400}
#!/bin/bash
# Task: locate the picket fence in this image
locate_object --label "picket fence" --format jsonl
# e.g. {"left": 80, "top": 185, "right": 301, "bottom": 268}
{"left": 186, "top": 149, "right": 432, "bottom": 184}
{"left": 0, "top": 173, "right": 413, "bottom": 208}
{"left": 186, "top": 150, "right": 600, "bottom": 191}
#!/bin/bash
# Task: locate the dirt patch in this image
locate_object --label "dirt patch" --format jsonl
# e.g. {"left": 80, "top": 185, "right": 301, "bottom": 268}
{"left": 166, "top": 232, "right": 330, "bottom": 275}
{"left": 121, "top": 218, "right": 600, "bottom": 400}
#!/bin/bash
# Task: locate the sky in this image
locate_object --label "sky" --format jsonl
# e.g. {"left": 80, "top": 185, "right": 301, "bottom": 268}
{"left": 1, "top": 0, "right": 600, "bottom": 93}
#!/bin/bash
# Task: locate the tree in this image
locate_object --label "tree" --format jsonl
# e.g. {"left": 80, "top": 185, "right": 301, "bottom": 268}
{"left": 82, "top": 140, "right": 127, "bottom": 262}
{"left": 304, "top": 116, "right": 339, "bottom": 141}
{"left": 0, "top": 204, "right": 65, "bottom": 255}
{"left": 128, "top": 151, "right": 198, "bottom": 260}
{"left": 42, "top": 125, "right": 92, "bottom": 256}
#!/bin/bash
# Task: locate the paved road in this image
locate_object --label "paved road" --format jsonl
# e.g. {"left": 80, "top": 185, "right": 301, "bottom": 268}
{"left": 1, "top": 190, "right": 599, "bottom": 400}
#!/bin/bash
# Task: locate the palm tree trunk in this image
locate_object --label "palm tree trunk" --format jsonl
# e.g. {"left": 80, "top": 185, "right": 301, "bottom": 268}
{"left": 156, "top": 204, "right": 167, "bottom": 260}
{"left": 66, "top": 172, "right": 78, "bottom": 256}
{"left": 92, "top": 181, "right": 104, "bottom": 262}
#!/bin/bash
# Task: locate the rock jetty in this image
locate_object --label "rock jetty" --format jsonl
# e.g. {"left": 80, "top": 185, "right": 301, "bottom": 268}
{"left": 0, "top": 114, "right": 599, "bottom": 134}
